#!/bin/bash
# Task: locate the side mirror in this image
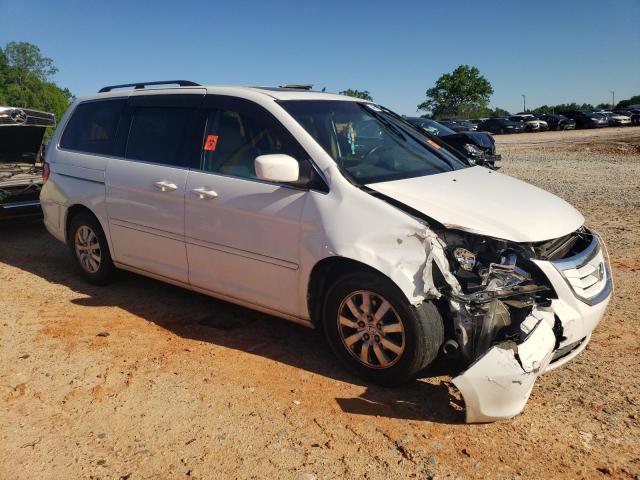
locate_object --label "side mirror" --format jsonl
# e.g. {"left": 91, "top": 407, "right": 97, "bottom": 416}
{"left": 255, "top": 154, "right": 299, "bottom": 183}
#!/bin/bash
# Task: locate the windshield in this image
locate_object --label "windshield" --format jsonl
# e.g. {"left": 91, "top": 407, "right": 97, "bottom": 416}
{"left": 280, "top": 100, "right": 467, "bottom": 184}
{"left": 408, "top": 118, "right": 456, "bottom": 136}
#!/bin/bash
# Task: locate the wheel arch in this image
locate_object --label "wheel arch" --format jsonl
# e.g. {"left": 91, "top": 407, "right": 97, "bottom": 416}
{"left": 307, "top": 256, "right": 419, "bottom": 328}
{"left": 64, "top": 203, "right": 112, "bottom": 252}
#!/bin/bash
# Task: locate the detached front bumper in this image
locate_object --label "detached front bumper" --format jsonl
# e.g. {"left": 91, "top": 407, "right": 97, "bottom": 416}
{"left": 452, "top": 310, "right": 556, "bottom": 423}
{"left": 451, "top": 233, "right": 612, "bottom": 423}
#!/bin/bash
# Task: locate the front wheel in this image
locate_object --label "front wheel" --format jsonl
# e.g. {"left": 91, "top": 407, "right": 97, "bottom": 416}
{"left": 323, "top": 272, "right": 444, "bottom": 386}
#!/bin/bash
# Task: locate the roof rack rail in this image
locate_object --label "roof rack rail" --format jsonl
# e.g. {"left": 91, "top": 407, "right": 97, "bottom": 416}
{"left": 278, "top": 84, "right": 313, "bottom": 90}
{"left": 98, "top": 80, "right": 200, "bottom": 93}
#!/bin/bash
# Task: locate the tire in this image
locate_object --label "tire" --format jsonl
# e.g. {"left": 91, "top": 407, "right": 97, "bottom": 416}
{"left": 68, "top": 212, "right": 116, "bottom": 285}
{"left": 322, "top": 271, "right": 444, "bottom": 386}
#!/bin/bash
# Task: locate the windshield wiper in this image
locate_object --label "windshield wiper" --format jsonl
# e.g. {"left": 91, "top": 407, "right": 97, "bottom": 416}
{"left": 361, "top": 105, "right": 407, "bottom": 141}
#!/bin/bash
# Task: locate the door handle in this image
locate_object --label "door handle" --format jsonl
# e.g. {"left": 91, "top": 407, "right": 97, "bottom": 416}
{"left": 154, "top": 181, "right": 178, "bottom": 192}
{"left": 191, "top": 187, "right": 218, "bottom": 199}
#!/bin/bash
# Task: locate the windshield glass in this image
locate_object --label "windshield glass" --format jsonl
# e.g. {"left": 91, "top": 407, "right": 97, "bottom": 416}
{"left": 280, "top": 100, "right": 467, "bottom": 184}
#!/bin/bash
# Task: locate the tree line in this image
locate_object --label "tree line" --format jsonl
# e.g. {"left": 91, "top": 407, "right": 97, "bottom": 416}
{"left": 340, "top": 64, "right": 639, "bottom": 119}
{"left": 0, "top": 42, "right": 73, "bottom": 126}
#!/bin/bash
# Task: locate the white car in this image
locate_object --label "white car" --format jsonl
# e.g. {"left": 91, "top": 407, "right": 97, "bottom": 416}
{"left": 509, "top": 114, "right": 549, "bottom": 132}
{"left": 41, "top": 81, "right": 612, "bottom": 423}
{"left": 598, "top": 111, "right": 632, "bottom": 126}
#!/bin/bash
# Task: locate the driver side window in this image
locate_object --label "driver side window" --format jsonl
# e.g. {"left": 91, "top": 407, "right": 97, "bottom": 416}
{"left": 200, "top": 102, "right": 306, "bottom": 180}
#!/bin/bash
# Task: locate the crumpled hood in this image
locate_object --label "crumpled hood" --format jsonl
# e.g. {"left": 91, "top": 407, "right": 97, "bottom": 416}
{"left": 368, "top": 166, "right": 584, "bottom": 242}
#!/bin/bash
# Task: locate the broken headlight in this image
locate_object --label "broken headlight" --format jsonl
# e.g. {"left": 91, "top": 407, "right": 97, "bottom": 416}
{"left": 463, "top": 143, "right": 483, "bottom": 156}
{"left": 442, "top": 231, "right": 553, "bottom": 363}
{"left": 453, "top": 247, "right": 476, "bottom": 271}
{"left": 443, "top": 230, "right": 539, "bottom": 294}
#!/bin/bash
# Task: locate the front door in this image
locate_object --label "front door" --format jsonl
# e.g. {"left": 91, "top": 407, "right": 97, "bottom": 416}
{"left": 185, "top": 96, "right": 310, "bottom": 315}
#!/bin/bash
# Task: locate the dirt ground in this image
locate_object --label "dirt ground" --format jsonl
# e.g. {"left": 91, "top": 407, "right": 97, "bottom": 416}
{"left": 1, "top": 127, "right": 639, "bottom": 480}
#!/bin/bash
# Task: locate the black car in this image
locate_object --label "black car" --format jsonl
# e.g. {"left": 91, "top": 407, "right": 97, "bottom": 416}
{"left": 438, "top": 120, "right": 478, "bottom": 132}
{"left": 476, "top": 117, "right": 525, "bottom": 134}
{"left": 0, "top": 106, "right": 56, "bottom": 218}
{"left": 560, "top": 110, "right": 608, "bottom": 129}
{"left": 406, "top": 117, "right": 500, "bottom": 168}
{"left": 538, "top": 114, "right": 576, "bottom": 131}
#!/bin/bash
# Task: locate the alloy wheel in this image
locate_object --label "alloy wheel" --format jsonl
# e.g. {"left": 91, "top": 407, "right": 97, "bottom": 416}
{"left": 74, "top": 225, "right": 101, "bottom": 273}
{"left": 337, "top": 290, "right": 405, "bottom": 369}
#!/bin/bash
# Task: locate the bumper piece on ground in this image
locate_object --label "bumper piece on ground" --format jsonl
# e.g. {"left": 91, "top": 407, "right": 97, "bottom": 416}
{"left": 452, "top": 311, "right": 556, "bottom": 423}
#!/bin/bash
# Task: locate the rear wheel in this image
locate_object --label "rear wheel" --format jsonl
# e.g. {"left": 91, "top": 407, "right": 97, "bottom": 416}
{"left": 68, "top": 212, "right": 116, "bottom": 285}
{"left": 323, "top": 271, "right": 443, "bottom": 386}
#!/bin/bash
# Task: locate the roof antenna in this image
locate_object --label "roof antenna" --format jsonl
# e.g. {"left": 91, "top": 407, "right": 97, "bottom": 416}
{"left": 321, "top": 87, "right": 326, "bottom": 92}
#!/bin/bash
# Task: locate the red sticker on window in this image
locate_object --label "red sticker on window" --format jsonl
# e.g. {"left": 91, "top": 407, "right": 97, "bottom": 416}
{"left": 204, "top": 134, "right": 219, "bottom": 151}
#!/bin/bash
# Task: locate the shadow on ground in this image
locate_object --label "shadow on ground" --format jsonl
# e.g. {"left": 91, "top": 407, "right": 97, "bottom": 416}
{"left": 1, "top": 217, "right": 464, "bottom": 424}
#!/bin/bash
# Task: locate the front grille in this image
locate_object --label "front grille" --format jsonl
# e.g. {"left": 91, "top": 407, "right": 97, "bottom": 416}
{"left": 551, "top": 233, "right": 612, "bottom": 305}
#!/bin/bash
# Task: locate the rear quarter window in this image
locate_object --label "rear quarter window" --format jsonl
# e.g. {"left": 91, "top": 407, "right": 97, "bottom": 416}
{"left": 60, "top": 99, "right": 125, "bottom": 155}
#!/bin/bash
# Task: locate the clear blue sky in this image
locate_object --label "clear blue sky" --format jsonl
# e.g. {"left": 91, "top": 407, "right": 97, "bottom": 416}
{"left": 1, "top": 0, "right": 639, "bottom": 114}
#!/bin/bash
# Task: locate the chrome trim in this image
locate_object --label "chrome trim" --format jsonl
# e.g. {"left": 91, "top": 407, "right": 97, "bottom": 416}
{"left": 551, "top": 233, "right": 599, "bottom": 270}
{"left": 1, "top": 200, "right": 41, "bottom": 209}
{"left": 584, "top": 264, "right": 613, "bottom": 306}
{"left": 551, "top": 234, "right": 612, "bottom": 306}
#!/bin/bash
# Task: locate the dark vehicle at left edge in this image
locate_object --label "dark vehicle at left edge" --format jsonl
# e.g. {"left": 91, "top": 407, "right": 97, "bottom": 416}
{"left": 0, "top": 106, "right": 56, "bottom": 218}
{"left": 406, "top": 117, "right": 501, "bottom": 168}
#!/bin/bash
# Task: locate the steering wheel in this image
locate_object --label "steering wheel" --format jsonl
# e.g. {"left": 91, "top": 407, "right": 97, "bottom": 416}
{"left": 363, "top": 145, "right": 391, "bottom": 160}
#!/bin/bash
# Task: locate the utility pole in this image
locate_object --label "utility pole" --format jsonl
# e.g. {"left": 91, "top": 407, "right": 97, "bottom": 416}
{"left": 522, "top": 94, "right": 526, "bottom": 112}
{"left": 611, "top": 90, "right": 615, "bottom": 109}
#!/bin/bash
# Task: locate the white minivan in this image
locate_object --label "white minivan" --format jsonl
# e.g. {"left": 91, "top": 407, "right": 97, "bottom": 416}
{"left": 41, "top": 81, "right": 612, "bottom": 422}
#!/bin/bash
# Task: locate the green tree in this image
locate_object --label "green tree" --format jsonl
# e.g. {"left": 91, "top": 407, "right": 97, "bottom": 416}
{"left": 0, "top": 41, "right": 73, "bottom": 129}
{"left": 339, "top": 89, "right": 373, "bottom": 101}
{"left": 418, "top": 65, "right": 493, "bottom": 119}
{"left": 4, "top": 42, "right": 58, "bottom": 82}
{"left": 616, "top": 95, "right": 640, "bottom": 108}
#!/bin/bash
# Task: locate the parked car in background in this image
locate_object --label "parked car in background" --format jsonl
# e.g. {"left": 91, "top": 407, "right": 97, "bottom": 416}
{"left": 561, "top": 110, "right": 609, "bottom": 129}
{"left": 0, "top": 106, "right": 56, "bottom": 218}
{"left": 613, "top": 109, "right": 640, "bottom": 125}
{"left": 509, "top": 114, "right": 549, "bottom": 132}
{"left": 438, "top": 120, "right": 477, "bottom": 132}
{"left": 477, "top": 117, "right": 525, "bottom": 134}
{"left": 597, "top": 111, "right": 632, "bottom": 126}
{"left": 406, "top": 117, "right": 501, "bottom": 168}
{"left": 535, "top": 114, "right": 576, "bottom": 131}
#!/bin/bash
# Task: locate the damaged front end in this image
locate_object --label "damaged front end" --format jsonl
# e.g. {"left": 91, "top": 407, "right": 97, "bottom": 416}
{"left": 419, "top": 227, "right": 560, "bottom": 423}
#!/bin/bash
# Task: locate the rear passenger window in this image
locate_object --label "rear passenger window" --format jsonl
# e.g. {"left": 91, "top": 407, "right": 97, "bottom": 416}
{"left": 60, "top": 100, "right": 124, "bottom": 155}
{"left": 125, "top": 107, "right": 192, "bottom": 167}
